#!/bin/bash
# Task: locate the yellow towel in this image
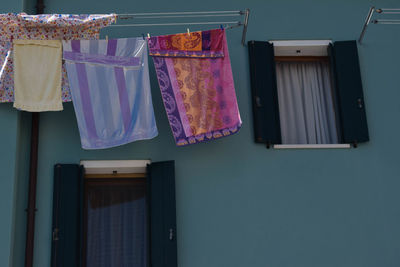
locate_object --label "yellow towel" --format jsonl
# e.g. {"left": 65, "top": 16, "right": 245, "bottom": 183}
{"left": 13, "top": 39, "right": 63, "bottom": 112}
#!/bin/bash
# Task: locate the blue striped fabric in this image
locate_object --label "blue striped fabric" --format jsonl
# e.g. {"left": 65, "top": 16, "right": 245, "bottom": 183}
{"left": 63, "top": 38, "right": 158, "bottom": 149}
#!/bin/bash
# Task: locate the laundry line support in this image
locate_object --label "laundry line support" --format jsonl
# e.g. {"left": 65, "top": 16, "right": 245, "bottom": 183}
{"left": 376, "top": 8, "right": 400, "bottom": 14}
{"left": 358, "top": 6, "right": 400, "bottom": 43}
{"left": 108, "top": 21, "right": 242, "bottom": 27}
{"left": 117, "top": 10, "right": 243, "bottom": 18}
{"left": 112, "top": 9, "right": 250, "bottom": 46}
{"left": 373, "top": 19, "right": 400, "bottom": 24}
{"left": 358, "top": 6, "right": 375, "bottom": 43}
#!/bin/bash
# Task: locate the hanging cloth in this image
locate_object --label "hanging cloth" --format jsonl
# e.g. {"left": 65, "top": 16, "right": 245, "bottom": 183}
{"left": 0, "top": 13, "right": 116, "bottom": 103}
{"left": 13, "top": 40, "right": 63, "bottom": 111}
{"left": 63, "top": 38, "right": 158, "bottom": 149}
{"left": 148, "top": 29, "right": 241, "bottom": 146}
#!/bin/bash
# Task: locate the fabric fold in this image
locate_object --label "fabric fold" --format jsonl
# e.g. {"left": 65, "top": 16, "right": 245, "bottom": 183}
{"left": 63, "top": 38, "right": 158, "bottom": 149}
{"left": 149, "top": 29, "right": 241, "bottom": 146}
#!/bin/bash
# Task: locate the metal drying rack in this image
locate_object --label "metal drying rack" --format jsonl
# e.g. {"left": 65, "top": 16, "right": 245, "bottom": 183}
{"left": 108, "top": 9, "right": 250, "bottom": 45}
{"left": 359, "top": 7, "right": 400, "bottom": 43}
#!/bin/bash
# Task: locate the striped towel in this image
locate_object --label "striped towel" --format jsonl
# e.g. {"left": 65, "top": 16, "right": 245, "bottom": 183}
{"left": 63, "top": 38, "right": 158, "bottom": 149}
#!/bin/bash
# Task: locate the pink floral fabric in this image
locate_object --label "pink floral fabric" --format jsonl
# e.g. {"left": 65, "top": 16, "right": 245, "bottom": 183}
{"left": 0, "top": 13, "right": 116, "bottom": 102}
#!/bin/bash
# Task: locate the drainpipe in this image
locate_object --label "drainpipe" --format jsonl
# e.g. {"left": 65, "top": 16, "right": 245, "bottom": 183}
{"left": 24, "top": 1, "right": 44, "bottom": 266}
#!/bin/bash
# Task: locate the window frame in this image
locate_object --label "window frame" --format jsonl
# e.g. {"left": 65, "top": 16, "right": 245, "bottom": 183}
{"left": 270, "top": 40, "right": 351, "bottom": 149}
{"left": 80, "top": 160, "right": 150, "bottom": 267}
{"left": 51, "top": 161, "right": 178, "bottom": 267}
{"left": 82, "top": 176, "right": 147, "bottom": 267}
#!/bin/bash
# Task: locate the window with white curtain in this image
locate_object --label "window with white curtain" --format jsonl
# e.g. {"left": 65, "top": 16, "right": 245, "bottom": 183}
{"left": 273, "top": 40, "right": 339, "bottom": 145}
{"left": 275, "top": 60, "right": 338, "bottom": 144}
{"left": 248, "top": 40, "right": 369, "bottom": 149}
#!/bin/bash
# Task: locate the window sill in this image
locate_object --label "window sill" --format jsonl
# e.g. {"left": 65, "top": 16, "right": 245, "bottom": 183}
{"left": 273, "top": 144, "right": 351, "bottom": 149}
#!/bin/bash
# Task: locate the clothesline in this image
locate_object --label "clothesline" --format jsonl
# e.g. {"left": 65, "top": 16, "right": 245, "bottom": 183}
{"left": 110, "top": 9, "right": 250, "bottom": 45}
{"left": 107, "top": 21, "right": 242, "bottom": 27}
{"left": 116, "top": 10, "right": 244, "bottom": 18}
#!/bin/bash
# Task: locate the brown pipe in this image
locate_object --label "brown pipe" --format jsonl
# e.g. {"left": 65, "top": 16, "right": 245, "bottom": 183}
{"left": 36, "top": 0, "right": 45, "bottom": 14}
{"left": 24, "top": 2, "right": 45, "bottom": 267}
{"left": 24, "top": 112, "right": 39, "bottom": 267}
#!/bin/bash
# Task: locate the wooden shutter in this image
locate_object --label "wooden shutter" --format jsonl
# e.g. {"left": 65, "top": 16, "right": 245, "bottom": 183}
{"left": 248, "top": 40, "right": 281, "bottom": 146}
{"left": 147, "top": 161, "right": 177, "bottom": 267}
{"left": 51, "top": 164, "right": 84, "bottom": 267}
{"left": 330, "top": 40, "right": 369, "bottom": 144}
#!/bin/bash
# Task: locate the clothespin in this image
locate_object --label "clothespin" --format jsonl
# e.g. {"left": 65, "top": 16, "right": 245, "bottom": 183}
{"left": 106, "top": 35, "right": 108, "bottom": 41}
{"left": 187, "top": 28, "right": 190, "bottom": 36}
{"left": 147, "top": 33, "right": 151, "bottom": 38}
{"left": 220, "top": 24, "right": 224, "bottom": 30}
{"left": 141, "top": 33, "right": 145, "bottom": 40}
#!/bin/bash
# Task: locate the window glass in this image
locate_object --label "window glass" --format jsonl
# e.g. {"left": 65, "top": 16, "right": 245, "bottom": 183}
{"left": 84, "top": 179, "right": 147, "bottom": 267}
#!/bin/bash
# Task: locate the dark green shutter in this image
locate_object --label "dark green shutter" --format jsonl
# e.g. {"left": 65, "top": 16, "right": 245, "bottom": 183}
{"left": 328, "top": 44, "right": 344, "bottom": 143}
{"left": 330, "top": 40, "right": 369, "bottom": 144}
{"left": 147, "top": 161, "right": 177, "bottom": 267}
{"left": 248, "top": 40, "right": 281, "bottom": 146}
{"left": 51, "top": 164, "right": 84, "bottom": 267}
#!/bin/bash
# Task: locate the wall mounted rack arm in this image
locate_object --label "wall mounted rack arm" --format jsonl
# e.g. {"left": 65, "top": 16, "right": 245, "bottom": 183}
{"left": 358, "top": 6, "right": 375, "bottom": 43}
{"left": 359, "top": 7, "right": 400, "bottom": 43}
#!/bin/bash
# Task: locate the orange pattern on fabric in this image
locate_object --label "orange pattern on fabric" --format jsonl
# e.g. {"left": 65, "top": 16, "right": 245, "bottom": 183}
{"left": 170, "top": 32, "right": 202, "bottom": 51}
{"left": 172, "top": 57, "right": 223, "bottom": 135}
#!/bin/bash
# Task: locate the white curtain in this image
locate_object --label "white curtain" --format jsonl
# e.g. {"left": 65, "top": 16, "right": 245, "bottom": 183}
{"left": 275, "top": 61, "right": 338, "bottom": 144}
{"left": 86, "top": 183, "right": 147, "bottom": 267}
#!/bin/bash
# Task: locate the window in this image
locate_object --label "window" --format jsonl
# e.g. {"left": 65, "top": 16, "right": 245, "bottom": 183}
{"left": 51, "top": 161, "right": 177, "bottom": 267}
{"left": 83, "top": 176, "right": 147, "bottom": 267}
{"left": 248, "top": 40, "right": 369, "bottom": 148}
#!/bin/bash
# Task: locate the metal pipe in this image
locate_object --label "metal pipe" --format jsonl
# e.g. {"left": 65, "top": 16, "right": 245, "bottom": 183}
{"left": 375, "top": 8, "right": 400, "bottom": 14}
{"left": 118, "top": 13, "right": 242, "bottom": 19}
{"left": 358, "top": 6, "right": 375, "bottom": 43}
{"left": 35, "top": 0, "right": 44, "bottom": 14}
{"left": 108, "top": 21, "right": 241, "bottom": 27}
{"left": 241, "top": 8, "right": 250, "bottom": 46}
{"left": 117, "top": 10, "right": 242, "bottom": 16}
{"left": 374, "top": 19, "right": 400, "bottom": 24}
{"left": 377, "top": 11, "right": 400, "bottom": 14}
{"left": 379, "top": 8, "right": 400, "bottom": 11}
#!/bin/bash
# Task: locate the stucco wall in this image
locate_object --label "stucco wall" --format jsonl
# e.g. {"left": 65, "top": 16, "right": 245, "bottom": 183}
{"left": 0, "top": 3, "right": 24, "bottom": 267}
{"left": 2, "top": 0, "right": 400, "bottom": 267}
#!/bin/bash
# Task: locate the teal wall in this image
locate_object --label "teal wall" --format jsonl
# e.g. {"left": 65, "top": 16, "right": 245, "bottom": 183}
{"left": 0, "top": 105, "right": 20, "bottom": 267}
{"left": 0, "top": 2, "right": 25, "bottom": 267}
{"left": 2, "top": 0, "right": 400, "bottom": 267}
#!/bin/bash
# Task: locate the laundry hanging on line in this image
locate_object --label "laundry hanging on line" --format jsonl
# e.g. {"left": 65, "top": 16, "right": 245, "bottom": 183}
{"left": 0, "top": 13, "right": 116, "bottom": 103}
{"left": 148, "top": 28, "right": 242, "bottom": 146}
{"left": 63, "top": 38, "right": 158, "bottom": 149}
{"left": 13, "top": 39, "right": 63, "bottom": 111}
{"left": 0, "top": 12, "right": 242, "bottom": 147}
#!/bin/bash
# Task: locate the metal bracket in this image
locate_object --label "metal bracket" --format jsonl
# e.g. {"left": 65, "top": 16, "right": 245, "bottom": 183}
{"left": 241, "top": 8, "right": 250, "bottom": 46}
{"left": 359, "top": 7, "right": 400, "bottom": 43}
{"left": 358, "top": 6, "right": 375, "bottom": 44}
{"left": 52, "top": 228, "right": 59, "bottom": 241}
